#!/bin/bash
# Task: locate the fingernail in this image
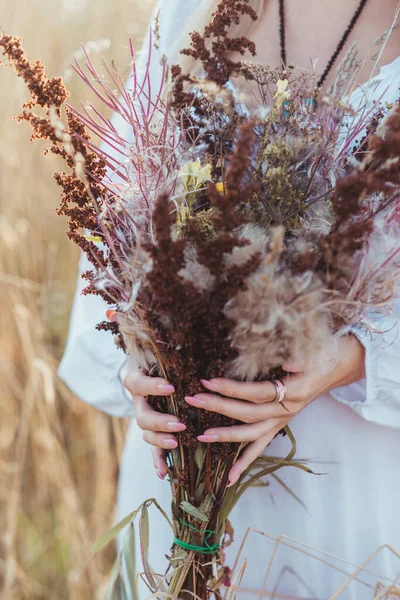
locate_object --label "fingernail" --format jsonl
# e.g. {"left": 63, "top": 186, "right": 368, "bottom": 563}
{"left": 156, "top": 469, "right": 165, "bottom": 480}
{"left": 227, "top": 474, "right": 240, "bottom": 488}
{"left": 166, "top": 421, "right": 186, "bottom": 431}
{"left": 200, "top": 379, "right": 220, "bottom": 392}
{"left": 163, "top": 438, "right": 178, "bottom": 449}
{"left": 198, "top": 433, "right": 220, "bottom": 442}
{"left": 106, "top": 309, "right": 117, "bottom": 322}
{"left": 185, "top": 395, "right": 206, "bottom": 405}
{"left": 157, "top": 384, "right": 175, "bottom": 394}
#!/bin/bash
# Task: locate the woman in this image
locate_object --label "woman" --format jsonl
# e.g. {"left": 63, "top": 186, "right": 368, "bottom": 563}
{"left": 59, "top": 0, "right": 400, "bottom": 597}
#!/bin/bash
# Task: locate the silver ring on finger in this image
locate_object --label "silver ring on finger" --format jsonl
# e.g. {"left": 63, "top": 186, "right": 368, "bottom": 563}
{"left": 271, "top": 379, "right": 287, "bottom": 403}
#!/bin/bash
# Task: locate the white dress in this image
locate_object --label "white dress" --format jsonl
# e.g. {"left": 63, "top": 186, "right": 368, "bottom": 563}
{"left": 58, "top": 2, "right": 400, "bottom": 597}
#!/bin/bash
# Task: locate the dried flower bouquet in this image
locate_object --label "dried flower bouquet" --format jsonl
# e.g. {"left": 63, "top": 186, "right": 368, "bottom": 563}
{"left": 1, "top": 0, "right": 400, "bottom": 598}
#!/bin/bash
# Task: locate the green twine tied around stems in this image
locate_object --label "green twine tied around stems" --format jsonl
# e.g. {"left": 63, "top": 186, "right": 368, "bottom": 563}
{"left": 174, "top": 519, "right": 220, "bottom": 555}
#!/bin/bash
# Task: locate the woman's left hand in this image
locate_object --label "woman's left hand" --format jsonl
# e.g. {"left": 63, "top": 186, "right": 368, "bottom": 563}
{"left": 184, "top": 334, "right": 365, "bottom": 486}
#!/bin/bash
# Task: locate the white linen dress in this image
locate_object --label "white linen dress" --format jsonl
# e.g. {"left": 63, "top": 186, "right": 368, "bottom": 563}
{"left": 58, "top": 2, "right": 400, "bottom": 597}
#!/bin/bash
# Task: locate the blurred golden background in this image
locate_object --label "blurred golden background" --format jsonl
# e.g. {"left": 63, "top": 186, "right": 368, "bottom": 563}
{"left": 0, "top": 1, "right": 155, "bottom": 597}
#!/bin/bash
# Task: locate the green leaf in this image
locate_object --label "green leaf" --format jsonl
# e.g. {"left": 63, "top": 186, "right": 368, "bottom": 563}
{"left": 92, "top": 497, "right": 174, "bottom": 557}
{"left": 139, "top": 504, "right": 157, "bottom": 591}
{"left": 227, "top": 425, "right": 301, "bottom": 513}
{"left": 180, "top": 501, "right": 208, "bottom": 522}
{"left": 199, "top": 492, "right": 215, "bottom": 517}
{"left": 95, "top": 499, "right": 173, "bottom": 599}
{"left": 92, "top": 511, "right": 137, "bottom": 554}
{"left": 170, "top": 549, "right": 188, "bottom": 562}
{"left": 151, "top": 498, "right": 174, "bottom": 530}
{"left": 122, "top": 522, "right": 138, "bottom": 600}
{"left": 284, "top": 425, "right": 297, "bottom": 461}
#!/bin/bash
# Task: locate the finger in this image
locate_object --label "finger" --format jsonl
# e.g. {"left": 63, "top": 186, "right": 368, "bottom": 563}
{"left": 123, "top": 369, "right": 175, "bottom": 397}
{"left": 106, "top": 309, "right": 118, "bottom": 322}
{"left": 135, "top": 397, "right": 186, "bottom": 433}
{"left": 198, "top": 419, "right": 280, "bottom": 443}
{"left": 185, "top": 393, "right": 282, "bottom": 423}
{"left": 227, "top": 429, "right": 277, "bottom": 486}
{"left": 143, "top": 430, "right": 178, "bottom": 450}
{"left": 152, "top": 447, "right": 168, "bottom": 479}
{"left": 201, "top": 374, "right": 305, "bottom": 404}
{"left": 200, "top": 378, "right": 276, "bottom": 403}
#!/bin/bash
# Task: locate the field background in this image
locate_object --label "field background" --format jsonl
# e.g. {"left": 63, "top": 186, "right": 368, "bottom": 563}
{"left": 0, "top": 1, "right": 155, "bottom": 598}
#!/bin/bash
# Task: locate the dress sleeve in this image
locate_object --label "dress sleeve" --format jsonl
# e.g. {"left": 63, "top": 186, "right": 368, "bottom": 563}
{"left": 330, "top": 300, "right": 400, "bottom": 428}
{"left": 58, "top": 253, "right": 134, "bottom": 417}
{"left": 330, "top": 59, "right": 400, "bottom": 427}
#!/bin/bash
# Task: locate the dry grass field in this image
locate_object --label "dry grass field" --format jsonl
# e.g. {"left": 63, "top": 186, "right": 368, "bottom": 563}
{"left": 0, "top": 1, "right": 155, "bottom": 598}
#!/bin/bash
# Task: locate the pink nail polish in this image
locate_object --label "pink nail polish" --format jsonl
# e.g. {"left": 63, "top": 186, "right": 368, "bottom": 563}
{"left": 185, "top": 395, "right": 206, "bottom": 405}
{"left": 156, "top": 469, "right": 165, "bottom": 480}
{"left": 166, "top": 421, "right": 186, "bottom": 431}
{"left": 227, "top": 474, "right": 239, "bottom": 488}
{"left": 200, "top": 379, "right": 220, "bottom": 392}
{"left": 163, "top": 438, "right": 178, "bottom": 449}
{"left": 198, "top": 433, "right": 220, "bottom": 442}
{"left": 106, "top": 309, "right": 117, "bottom": 322}
{"left": 157, "top": 384, "right": 175, "bottom": 394}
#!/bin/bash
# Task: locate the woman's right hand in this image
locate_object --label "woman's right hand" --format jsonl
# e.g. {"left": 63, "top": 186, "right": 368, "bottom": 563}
{"left": 121, "top": 358, "right": 186, "bottom": 479}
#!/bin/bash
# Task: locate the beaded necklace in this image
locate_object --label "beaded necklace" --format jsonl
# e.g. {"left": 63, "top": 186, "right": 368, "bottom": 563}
{"left": 278, "top": 0, "right": 369, "bottom": 88}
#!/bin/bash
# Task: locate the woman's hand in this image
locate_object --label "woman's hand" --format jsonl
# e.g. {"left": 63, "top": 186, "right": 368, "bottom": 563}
{"left": 121, "top": 334, "right": 365, "bottom": 486}
{"left": 185, "top": 335, "right": 365, "bottom": 486}
{"left": 121, "top": 358, "right": 186, "bottom": 480}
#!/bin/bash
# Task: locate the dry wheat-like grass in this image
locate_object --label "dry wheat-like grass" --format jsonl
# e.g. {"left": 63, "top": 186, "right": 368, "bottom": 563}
{"left": 0, "top": 1, "right": 155, "bottom": 598}
{"left": 228, "top": 529, "right": 400, "bottom": 599}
